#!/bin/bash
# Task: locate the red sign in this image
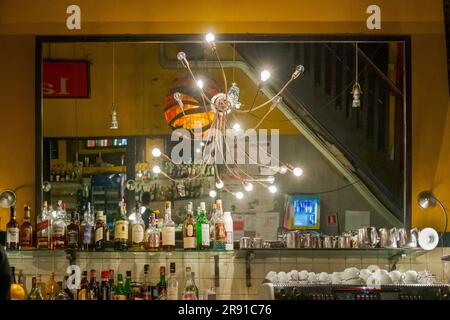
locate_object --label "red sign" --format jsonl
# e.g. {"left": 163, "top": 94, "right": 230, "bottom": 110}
{"left": 327, "top": 214, "right": 337, "bottom": 225}
{"left": 43, "top": 60, "right": 89, "bottom": 98}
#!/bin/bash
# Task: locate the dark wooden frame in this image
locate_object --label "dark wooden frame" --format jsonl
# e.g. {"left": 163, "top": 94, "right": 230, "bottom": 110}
{"left": 35, "top": 34, "right": 412, "bottom": 228}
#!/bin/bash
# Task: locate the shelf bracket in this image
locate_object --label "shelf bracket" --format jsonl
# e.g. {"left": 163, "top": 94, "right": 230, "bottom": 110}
{"left": 245, "top": 251, "right": 255, "bottom": 287}
{"left": 214, "top": 254, "right": 220, "bottom": 287}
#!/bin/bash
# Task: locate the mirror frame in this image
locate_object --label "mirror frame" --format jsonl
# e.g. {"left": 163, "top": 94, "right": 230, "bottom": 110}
{"left": 35, "top": 34, "right": 412, "bottom": 227}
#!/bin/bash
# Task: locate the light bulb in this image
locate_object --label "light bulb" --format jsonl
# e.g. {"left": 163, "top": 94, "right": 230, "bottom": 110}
{"left": 232, "top": 123, "right": 241, "bottom": 131}
{"left": 268, "top": 185, "right": 277, "bottom": 193}
{"left": 177, "top": 51, "right": 186, "bottom": 61}
{"left": 244, "top": 182, "right": 254, "bottom": 192}
{"left": 209, "top": 190, "right": 217, "bottom": 198}
{"left": 196, "top": 148, "right": 201, "bottom": 153}
{"left": 292, "top": 65, "right": 305, "bottom": 79}
{"left": 152, "top": 165, "right": 161, "bottom": 174}
{"left": 260, "top": 70, "right": 271, "bottom": 82}
{"left": 267, "top": 176, "right": 275, "bottom": 184}
{"left": 215, "top": 180, "right": 224, "bottom": 189}
{"left": 205, "top": 33, "right": 215, "bottom": 43}
{"left": 151, "top": 148, "right": 161, "bottom": 158}
{"left": 197, "top": 79, "right": 204, "bottom": 89}
{"left": 293, "top": 167, "right": 303, "bottom": 177}
{"left": 173, "top": 92, "right": 182, "bottom": 102}
{"left": 200, "top": 142, "right": 205, "bottom": 146}
{"left": 279, "top": 166, "right": 288, "bottom": 174}
{"left": 235, "top": 192, "right": 244, "bottom": 200}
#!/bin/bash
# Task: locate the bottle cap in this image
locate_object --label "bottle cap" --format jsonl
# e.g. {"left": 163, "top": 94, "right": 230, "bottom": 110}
{"left": 144, "top": 264, "right": 150, "bottom": 272}
{"left": 170, "top": 262, "right": 176, "bottom": 273}
{"left": 126, "top": 270, "right": 132, "bottom": 277}
{"left": 101, "top": 270, "right": 109, "bottom": 279}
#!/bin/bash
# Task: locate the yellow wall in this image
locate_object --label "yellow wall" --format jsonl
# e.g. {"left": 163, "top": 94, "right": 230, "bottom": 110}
{"left": 0, "top": 0, "right": 449, "bottom": 231}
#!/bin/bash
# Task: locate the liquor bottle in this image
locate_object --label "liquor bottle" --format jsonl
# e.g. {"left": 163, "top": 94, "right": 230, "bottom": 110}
{"left": 144, "top": 212, "right": 160, "bottom": 251}
{"left": 51, "top": 200, "right": 67, "bottom": 249}
{"left": 158, "top": 266, "right": 167, "bottom": 300}
{"left": 131, "top": 204, "right": 145, "bottom": 250}
{"left": 66, "top": 212, "right": 80, "bottom": 249}
{"left": 19, "top": 205, "right": 33, "bottom": 250}
{"left": 114, "top": 200, "right": 129, "bottom": 251}
{"left": 10, "top": 267, "right": 25, "bottom": 300}
{"left": 95, "top": 211, "right": 108, "bottom": 250}
{"left": 161, "top": 201, "right": 175, "bottom": 251}
{"left": 183, "top": 202, "right": 197, "bottom": 250}
{"left": 45, "top": 272, "right": 58, "bottom": 300}
{"left": 182, "top": 267, "right": 197, "bottom": 300}
{"left": 114, "top": 274, "right": 127, "bottom": 300}
{"left": 88, "top": 269, "right": 99, "bottom": 300}
{"left": 167, "top": 262, "right": 179, "bottom": 300}
{"left": 213, "top": 200, "right": 226, "bottom": 251}
{"left": 6, "top": 206, "right": 20, "bottom": 250}
{"left": 124, "top": 270, "right": 132, "bottom": 300}
{"left": 27, "top": 276, "right": 44, "bottom": 300}
{"left": 196, "top": 202, "right": 210, "bottom": 249}
{"left": 209, "top": 203, "right": 217, "bottom": 247}
{"left": 80, "top": 203, "right": 94, "bottom": 251}
{"left": 191, "top": 272, "right": 200, "bottom": 299}
{"left": 223, "top": 211, "right": 234, "bottom": 251}
{"left": 54, "top": 278, "right": 72, "bottom": 300}
{"left": 141, "top": 264, "right": 152, "bottom": 300}
{"left": 109, "top": 269, "right": 116, "bottom": 300}
{"left": 37, "top": 201, "right": 51, "bottom": 249}
{"left": 78, "top": 271, "right": 89, "bottom": 300}
{"left": 100, "top": 270, "right": 111, "bottom": 300}
{"left": 17, "top": 269, "right": 27, "bottom": 296}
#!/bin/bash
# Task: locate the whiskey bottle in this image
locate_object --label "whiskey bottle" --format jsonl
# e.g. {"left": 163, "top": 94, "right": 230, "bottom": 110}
{"left": 161, "top": 201, "right": 175, "bottom": 251}
{"left": 141, "top": 264, "right": 151, "bottom": 300}
{"left": 131, "top": 204, "right": 145, "bottom": 250}
{"left": 100, "top": 270, "right": 111, "bottom": 300}
{"left": 144, "top": 212, "right": 160, "bottom": 251}
{"left": 45, "top": 272, "right": 57, "bottom": 300}
{"left": 114, "top": 200, "right": 129, "bottom": 251}
{"left": 88, "top": 269, "right": 99, "bottom": 300}
{"left": 158, "top": 266, "right": 167, "bottom": 300}
{"left": 66, "top": 212, "right": 80, "bottom": 249}
{"left": 196, "top": 202, "right": 210, "bottom": 249}
{"left": 109, "top": 269, "right": 115, "bottom": 300}
{"left": 95, "top": 210, "right": 108, "bottom": 250}
{"left": 78, "top": 271, "right": 88, "bottom": 300}
{"left": 80, "top": 203, "right": 94, "bottom": 251}
{"left": 51, "top": 201, "right": 67, "bottom": 249}
{"left": 167, "top": 262, "right": 179, "bottom": 300}
{"left": 36, "top": 201, "right": 51, "bottom": 249}
{"left": 183, "top": 202, "right": 197, "bottom": 250}
{"left": 213, "top": 200, "right": 226, "bottom": 251}
{"left": 6, "top": 206, "right": 20, "bottom": 250}
{"left": 19, "top": 205, "right": 33, "bottom": 250}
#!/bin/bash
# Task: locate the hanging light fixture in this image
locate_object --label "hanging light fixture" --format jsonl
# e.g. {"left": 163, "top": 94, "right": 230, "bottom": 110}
{"left": 351, "top": 43, "right": 362, "bottom": 108}
{"left": 141, "top": 33, "right": 306, "bottom": 196}
{"left": 110, "top": 42, "right": 119, "bottom": 129}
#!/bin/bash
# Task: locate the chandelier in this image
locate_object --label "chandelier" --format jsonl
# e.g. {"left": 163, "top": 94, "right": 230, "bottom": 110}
{"left": 149, "top": 33, "right": 306, "bottom": 200}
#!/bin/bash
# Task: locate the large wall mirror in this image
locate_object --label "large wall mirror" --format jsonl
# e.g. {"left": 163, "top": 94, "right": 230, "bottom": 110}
{"left": 36, "top": 35, "right": 411, "bottom": 234}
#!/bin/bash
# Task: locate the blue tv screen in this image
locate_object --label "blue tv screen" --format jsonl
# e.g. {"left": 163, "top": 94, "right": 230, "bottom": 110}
{"left": 287, "top": 195, "right": 320, "bottom": 229}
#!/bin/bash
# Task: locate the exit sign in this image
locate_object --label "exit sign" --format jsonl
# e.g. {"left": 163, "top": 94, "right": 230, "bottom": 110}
{"left": 43, "top": 60, "right": 90, "bottom": 98}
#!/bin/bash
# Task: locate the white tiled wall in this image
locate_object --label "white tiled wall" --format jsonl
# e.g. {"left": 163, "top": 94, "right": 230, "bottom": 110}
{"left": 7, "top": 247, "right": 450, "bottom": 300}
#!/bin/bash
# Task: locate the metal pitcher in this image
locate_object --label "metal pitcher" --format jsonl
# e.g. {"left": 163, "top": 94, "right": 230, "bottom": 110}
{"left": 337, "top": 234, "right": 352, "bottom": 248}
{"left": 402, "top": 228, "right": 419, "bottom": 248}
{"left": 379, "top": 228, "right": 390, "bottom": 248}
{"left": 387, "top": 227, "right": 399, "bottom": 248}
{"left": 397, "top": 228, "right": 408, "bottom": 248}
{"left": 321, "top": 235, "right": 333, "bottom": 249}
{"left": 358, "top": 227, "right": 379, "bottom": 248}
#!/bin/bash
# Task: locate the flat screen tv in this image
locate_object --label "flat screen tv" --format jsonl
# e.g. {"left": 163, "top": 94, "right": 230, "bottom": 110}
{"left": 285, "top": 194, "right": 320, "bottom": 230}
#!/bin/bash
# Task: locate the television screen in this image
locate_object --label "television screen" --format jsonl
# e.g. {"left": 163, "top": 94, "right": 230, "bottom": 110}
{"left": 285, "top": 195, "right": 320, "bottom": 229}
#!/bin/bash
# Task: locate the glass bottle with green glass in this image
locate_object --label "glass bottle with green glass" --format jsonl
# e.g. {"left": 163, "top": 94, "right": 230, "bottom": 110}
{"left": 114, "top": 200, "right": 129, "bottom": 251}
{"left": 114, "top": 274, "right": 127, "bottom": 300}
{"left": 158, "top": 266, "right": 167, "bottom": 300}
{"left": 196, "top": 202, "right": 210, "bottom": 250}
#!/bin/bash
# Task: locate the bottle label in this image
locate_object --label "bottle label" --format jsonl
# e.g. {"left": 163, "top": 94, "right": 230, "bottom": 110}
{"left": 215, "top": 222, "right": 226, "bottom": 241}
{"left": 132, "top": 224, "right": 144, "bottom": 243}
{"left": 114, "top": 220, "right": 129, "bottom": 240}
{"left": 162, "top": 226, "right": 175, "bottom": 246}
{"left": 52, "top": 222, "right": 65, "bottom": 236}
{"left": 201, "top": 224, "right": 210, "bottom": 246}
{"left": 95, "top": 227, "right": 103, "bottom": 242}
{"left": 183, "top": 291, "right": 197, "bottom": 300}
{"left": 83, "top": 225, "right": 93, "bottom": 244}
{"left": 148, "top": 233, "right": 160, "bottom": 248}
{"left": 167, "top": 288, "right": 178, "bottom": 300}
{"left": 36, "top": 219, "right": 49, "bottom": 236}
{"left": 78, "top": 289, "right": 88, "bottom": 300}
{"left": 183, "top": 237, "right": 196, "bottom": 249}
{"left": 19, "top": 228, "right": 32, "bottom": 246}
{"left": 187, "top": 224, "right": 194, "bottom": 237}
{"left": 68, "top": 230, "right": 79, "bottom": 246}
{"left": 6, "top": 227, "right": 19, "bottom": 244}
{"left": 115, "top": 294, "right": 127, "bottom": 300}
